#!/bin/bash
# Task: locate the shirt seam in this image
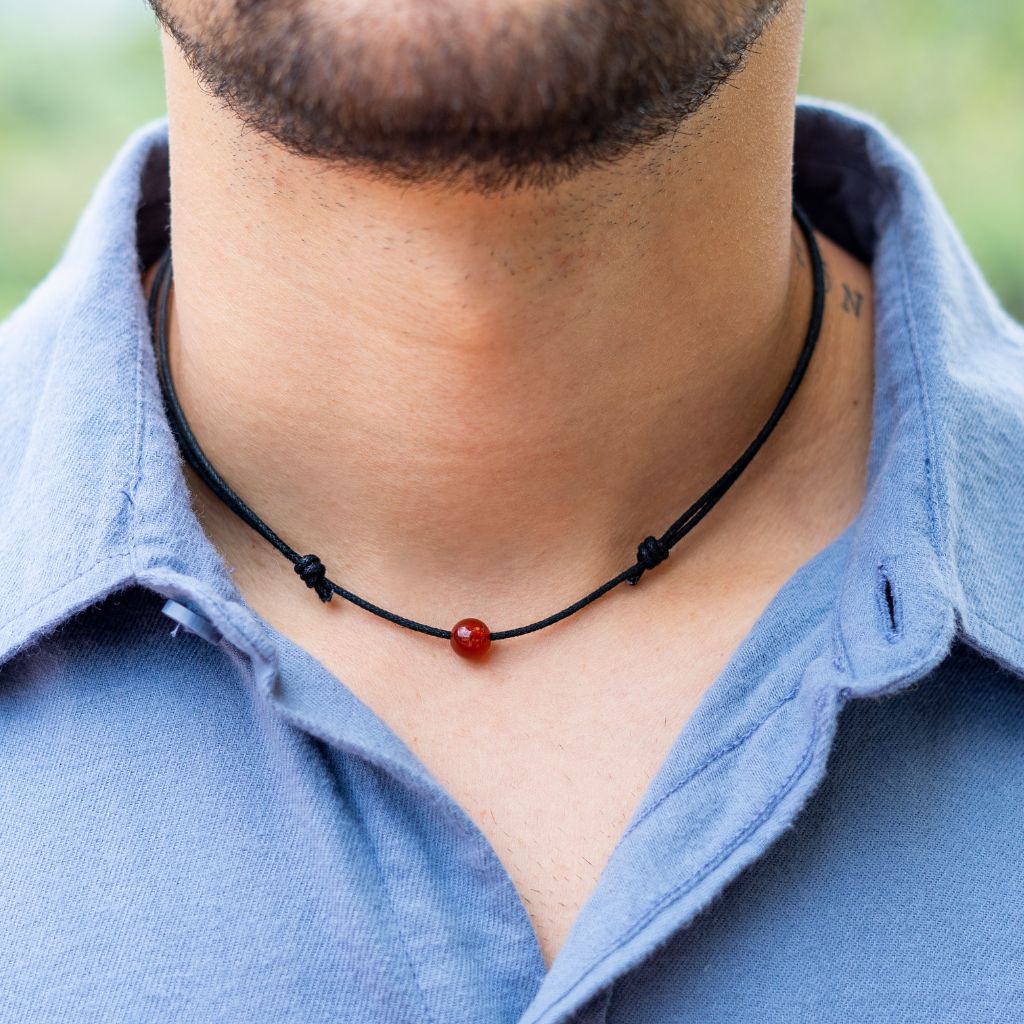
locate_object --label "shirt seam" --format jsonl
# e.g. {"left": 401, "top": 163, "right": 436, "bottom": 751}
{"left": 965, "top": 608, "right": 1024, "bottom": 651}
{"left": 0, "top": 551, "right": 131, "bottom": 652}
{"left": 313, "top": 738, "right": 440, "bottom": 1024}
{"left": 891, "top": 180, "right": 948, "bottom": 566}
{"left": 621, "top": 677, "right": 803, "bottom": 839}
{"left": 128, "top": 244, "right": 149, "bottom": 583}
{"left": 534, "top": 686, "right": 831, "bottom": 1024}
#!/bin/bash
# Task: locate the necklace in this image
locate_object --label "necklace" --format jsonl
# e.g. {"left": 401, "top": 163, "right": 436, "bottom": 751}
{"left": 149, "top": 201, "right": 825, "bottom": 659}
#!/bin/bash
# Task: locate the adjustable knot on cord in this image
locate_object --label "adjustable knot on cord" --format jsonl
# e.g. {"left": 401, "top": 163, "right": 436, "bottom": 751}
{"left": 626, "top": 535, "right": 670, "bottom": 585}
{"left": 294, "top": 554, "right": 334, "bottom": 603}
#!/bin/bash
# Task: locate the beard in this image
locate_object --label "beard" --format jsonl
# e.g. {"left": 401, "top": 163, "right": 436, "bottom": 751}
{"left": 148, "top": 0, "right": 785, "bottom": 194}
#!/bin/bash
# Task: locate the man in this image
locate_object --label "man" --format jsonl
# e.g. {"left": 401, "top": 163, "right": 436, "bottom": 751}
{"left": 1, "top": 0, "right": 1021, "bottom": 1019}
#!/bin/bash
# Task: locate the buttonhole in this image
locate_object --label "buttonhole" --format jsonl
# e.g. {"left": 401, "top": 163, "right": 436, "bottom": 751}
{"left": 877, "top": 566, "right": 901, "bottom": 641}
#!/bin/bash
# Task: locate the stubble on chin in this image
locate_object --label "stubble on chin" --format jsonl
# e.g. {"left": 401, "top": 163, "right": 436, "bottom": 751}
{"left": 148, "top": 0, "right": 786, "bottom": 193}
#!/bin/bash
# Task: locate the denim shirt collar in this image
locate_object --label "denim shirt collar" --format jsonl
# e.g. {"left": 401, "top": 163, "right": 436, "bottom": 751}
{"left": 3, "top": 99, "right": 1024, "bottom": 687}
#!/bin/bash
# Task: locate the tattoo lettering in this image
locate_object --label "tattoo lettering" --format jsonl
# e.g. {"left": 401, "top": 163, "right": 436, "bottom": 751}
{"left": 792, "top": 239, "right": 866, "bottom": 319}
{"left": 841, "top": 283, "right": 864, "bottom": 318}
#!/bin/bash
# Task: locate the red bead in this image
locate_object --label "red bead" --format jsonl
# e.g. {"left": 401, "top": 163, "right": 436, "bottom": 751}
{"left": 450, "top": 618, "right": 491, "bottom": 658}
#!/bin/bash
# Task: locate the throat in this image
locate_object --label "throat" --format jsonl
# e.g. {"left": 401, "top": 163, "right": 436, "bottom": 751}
{"left": 156, "top": 241, "right": 807, "bottom": 627}
{"left": 153, "top": 3, "right": 814, "bottom": 626}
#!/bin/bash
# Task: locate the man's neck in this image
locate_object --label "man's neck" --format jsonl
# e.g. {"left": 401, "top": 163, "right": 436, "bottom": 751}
{"left": 157, "top": 5, "right": 814, "bottom": 623}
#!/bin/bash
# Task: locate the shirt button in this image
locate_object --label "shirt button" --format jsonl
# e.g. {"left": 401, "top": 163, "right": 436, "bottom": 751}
{"left": 161, "top": 599, "right": 222, "bottom": 645}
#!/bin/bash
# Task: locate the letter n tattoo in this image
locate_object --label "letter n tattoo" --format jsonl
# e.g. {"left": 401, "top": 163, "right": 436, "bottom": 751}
{"left": 842, "top": 283, "right": 864, "bottom": 318}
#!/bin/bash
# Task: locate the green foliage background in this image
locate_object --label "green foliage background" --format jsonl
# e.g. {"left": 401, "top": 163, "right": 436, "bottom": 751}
{"left": 1, "top": 1, "right": 1022, "bottom": 320}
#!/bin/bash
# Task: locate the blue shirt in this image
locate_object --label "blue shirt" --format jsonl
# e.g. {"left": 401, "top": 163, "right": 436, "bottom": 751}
{"left": 2, "top": 99, "right": 1023, "bottom": 1023}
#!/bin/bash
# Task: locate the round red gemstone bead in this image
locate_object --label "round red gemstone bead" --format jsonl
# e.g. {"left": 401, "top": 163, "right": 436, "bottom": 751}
{"left": 450, "top": 618, "right": 491, "bottom": 658}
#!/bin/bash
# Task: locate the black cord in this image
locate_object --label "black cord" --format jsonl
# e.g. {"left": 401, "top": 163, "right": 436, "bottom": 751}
{"left": 149, "top": 201, "right": 826, "bottom": 643}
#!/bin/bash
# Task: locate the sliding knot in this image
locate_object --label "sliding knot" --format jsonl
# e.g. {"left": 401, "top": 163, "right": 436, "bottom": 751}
{"left": 294, "top": 554, "right": 333, "bottom": 603}
{"left": 627, "top": 535, "right": 670, "bottom": 585}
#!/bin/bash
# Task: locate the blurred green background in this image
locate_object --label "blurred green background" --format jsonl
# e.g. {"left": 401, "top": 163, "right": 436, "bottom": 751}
{"left": 1, "top": 0, "right": 1022, "bottom": 320}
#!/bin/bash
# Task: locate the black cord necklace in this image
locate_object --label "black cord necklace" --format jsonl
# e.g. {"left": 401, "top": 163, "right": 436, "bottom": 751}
{"left": 150, "top": 201, "right": 825, "bottom": 659}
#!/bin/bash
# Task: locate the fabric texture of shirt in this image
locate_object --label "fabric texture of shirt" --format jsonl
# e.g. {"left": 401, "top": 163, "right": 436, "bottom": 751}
{"left": 1, "top": 99, "right": 1023, "bottom": 1023}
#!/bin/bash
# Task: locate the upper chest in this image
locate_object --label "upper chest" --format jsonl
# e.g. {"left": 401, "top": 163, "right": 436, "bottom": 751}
{"left": 252, "top": 571, "right": 785, "bottom": 968}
